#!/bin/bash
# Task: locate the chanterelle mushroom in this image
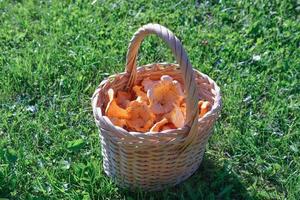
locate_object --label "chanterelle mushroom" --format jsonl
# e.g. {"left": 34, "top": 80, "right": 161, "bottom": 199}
{"left": 105, "top": 89, "right": 128, "bottom": 119}
{"left": 147, "top": 75, "right": 184, "bottom": 114}
{"left": 161, "top": 123, "right": 176, "bottom": 131}
{"left": 141, "top": 77, "right": 159, "bottom": 92}
{"left": 116, "top": 90, "right": 132, "bottom": 109}
{"left": 199, "top": 100, "right": 211, "bottom": 117}
{"left": 133, "top": 85, "right": 148, "bottom": 103}
{"left": 109, "top": 117, "right": 127, "bottom": 128}
{"left": 126, "top": 100, "right": 155, "bottom": 132}
{"left": 104, "top": 74, "right": 204, "bottom": 132}
{"left": 180, "top": 101, "right": 187, "bottom": 120}
{"left": 150, "top": 118, "right": 169, "bottom": 132}
{"left": 165, "top": 104, "right": 185, "bottom": 128}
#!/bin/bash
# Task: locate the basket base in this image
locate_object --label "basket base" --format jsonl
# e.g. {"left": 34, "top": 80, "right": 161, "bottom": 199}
{"left": 103, "top": 150, "right": 205, "bottom": 191}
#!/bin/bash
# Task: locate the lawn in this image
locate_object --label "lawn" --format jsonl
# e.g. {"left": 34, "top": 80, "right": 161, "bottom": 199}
{"left": 0, "top": 0, "right": 299, "bottom": 199}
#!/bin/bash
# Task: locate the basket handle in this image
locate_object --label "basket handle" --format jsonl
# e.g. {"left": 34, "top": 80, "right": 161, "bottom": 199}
{"left": 125, "top": 23, "right": 199, "bottom": 146}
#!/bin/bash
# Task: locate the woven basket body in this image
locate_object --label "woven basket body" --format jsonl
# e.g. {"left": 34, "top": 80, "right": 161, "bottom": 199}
{"left": 92, "top": 24, "right": 221, "bottom": 191}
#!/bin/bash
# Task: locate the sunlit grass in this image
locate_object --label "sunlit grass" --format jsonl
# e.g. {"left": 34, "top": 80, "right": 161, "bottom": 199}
{"left": 0, "top": 0, "right": 299, "bottom": 199}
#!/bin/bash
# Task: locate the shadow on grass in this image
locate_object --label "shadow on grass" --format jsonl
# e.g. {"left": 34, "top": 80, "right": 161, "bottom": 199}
{"left": 119, "top": 156, "right": 254, "bottom": 200}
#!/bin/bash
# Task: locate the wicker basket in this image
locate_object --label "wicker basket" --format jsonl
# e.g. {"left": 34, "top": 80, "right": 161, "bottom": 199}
{"left": 92, "top": 23, "right": 221, "bottom": 191}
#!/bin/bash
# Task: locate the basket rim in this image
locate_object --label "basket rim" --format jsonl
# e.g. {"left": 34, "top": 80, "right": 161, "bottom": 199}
{"left": 92, "top": 63, "right": 221, "bottom": 140}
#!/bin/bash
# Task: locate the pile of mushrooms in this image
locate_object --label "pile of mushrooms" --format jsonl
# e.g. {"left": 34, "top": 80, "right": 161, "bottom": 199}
{"left": 105, "top": 75, "right": 211, "bottom": 132}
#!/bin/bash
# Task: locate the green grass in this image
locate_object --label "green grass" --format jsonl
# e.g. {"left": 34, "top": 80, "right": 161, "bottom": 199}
{"left": 0, "top": 0, "right": 299, "bottom": 199}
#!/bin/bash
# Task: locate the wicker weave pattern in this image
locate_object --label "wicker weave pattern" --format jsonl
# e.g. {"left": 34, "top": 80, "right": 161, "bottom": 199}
{"left": 92, "top": 24, "right": 221, "bottom": 191}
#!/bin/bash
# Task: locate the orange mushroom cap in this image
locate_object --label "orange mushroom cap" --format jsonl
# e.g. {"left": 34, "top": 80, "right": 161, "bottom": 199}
{"left": 161, "top": 123, "right": 177, "bottom": 131}
{"left": 165, "top": 104, "right": 185, "bottom": 128}
{"left": 116, "top": 90, "right": 132, "bottom": 109}
{"left": 180, "top": 102, "right": 187, "bottom": 120}
{"left": 133, "top": 85, "right": 148, "bottom": 103}
{"left": 199, "top": 101, "right": 212, "bottom": 117}
{"left": 150, "top": 118, "right": 169, "bottom": 132}
{"left": 109, "top": 117, "right": 127, "bottom": 128}
{"left": 141, "top": 77, "right": 159, "bottom": 92}
{"left": 105, "top": 88, "right": 128, "bottom": 119}
{"left": 126, "top": 100, "right": 155, "bottom": 132}
{"left": 147, "top": 75, "right": 184, "bottom": 114}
